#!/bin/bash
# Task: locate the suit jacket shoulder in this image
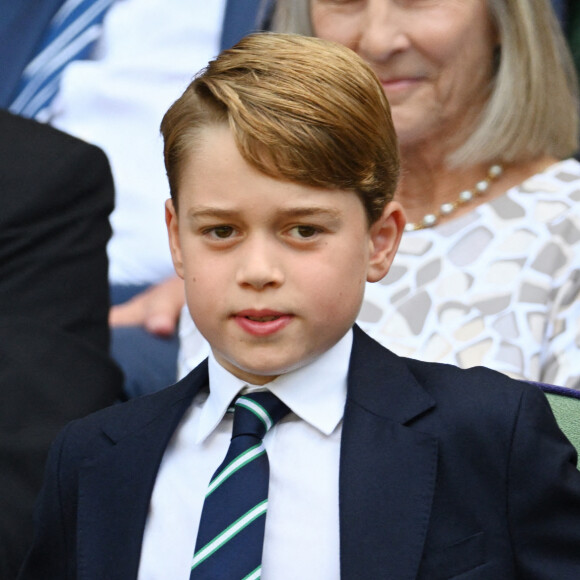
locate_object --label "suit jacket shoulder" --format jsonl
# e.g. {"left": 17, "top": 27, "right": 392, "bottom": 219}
{"left": 1, "top": 110, "right": 123, "bottom": 579}
{"left": 340, "top": 326, "right": 580, "bottom": 579}
{"left": 0, "top": 109, "right": 115, "bottom": 350}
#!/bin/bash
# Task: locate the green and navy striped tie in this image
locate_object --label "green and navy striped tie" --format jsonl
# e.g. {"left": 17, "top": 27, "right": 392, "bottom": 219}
{"left": 190, "top": 391, "right": 289, "bottom": 579}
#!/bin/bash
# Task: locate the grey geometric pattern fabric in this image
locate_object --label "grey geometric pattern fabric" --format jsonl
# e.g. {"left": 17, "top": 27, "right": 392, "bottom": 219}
{"left": 177, "top": 159, "right": 580, "bottom": 390}
{"left": 360, "top": 159, "right": 580, "bottom": 390}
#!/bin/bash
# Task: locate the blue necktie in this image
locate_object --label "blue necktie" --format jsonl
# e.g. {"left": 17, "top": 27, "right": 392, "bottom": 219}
{"left": 190, "top": 392, "right": 290, "bottom": 579}
{"left": 9, "top": 0, "right": 115, "bottom": 120}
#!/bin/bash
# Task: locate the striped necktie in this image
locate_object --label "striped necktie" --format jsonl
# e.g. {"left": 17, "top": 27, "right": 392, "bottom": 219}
{"left": 9, "top": 0, "right": 115, "bottom": 121}
{"left": 190, "top": 392, "right": 290, "bottom": 579}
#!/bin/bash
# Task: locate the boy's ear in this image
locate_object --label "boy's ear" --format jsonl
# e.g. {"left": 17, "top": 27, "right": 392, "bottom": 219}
{"left": 165, "top": 199, "right": 185, "bottom": 279}
{"left": 367, "top": 201, "right": 406, "bottom": 283}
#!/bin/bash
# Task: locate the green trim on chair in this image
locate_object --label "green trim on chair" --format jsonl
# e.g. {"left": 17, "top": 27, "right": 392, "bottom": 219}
{"left": 545, "top": 392, "right": 580, "bottom": 455}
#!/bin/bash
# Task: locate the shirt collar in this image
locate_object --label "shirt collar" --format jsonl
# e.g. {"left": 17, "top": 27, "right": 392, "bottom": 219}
{"left": 195, "top": 329, "right": 353, "bottom": 443}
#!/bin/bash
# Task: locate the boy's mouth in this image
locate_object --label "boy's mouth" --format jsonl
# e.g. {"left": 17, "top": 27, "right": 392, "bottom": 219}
{"left": 236, "top": 309, "right": 286, "bottom": 320}
{"left": 245, "top": 315, "right": 280, "bottom": 322}
{"left": 233, "top": 310, "right": 293, "bottom": 336}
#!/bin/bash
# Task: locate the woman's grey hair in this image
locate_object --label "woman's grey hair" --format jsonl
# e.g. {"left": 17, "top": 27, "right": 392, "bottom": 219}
{"left": 270, "top": 0, "right": 579, "bottom": 166}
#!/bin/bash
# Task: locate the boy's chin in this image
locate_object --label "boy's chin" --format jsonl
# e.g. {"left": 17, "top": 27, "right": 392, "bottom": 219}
{"left": 221, "top": 357, "right": 312, "bottom": 386}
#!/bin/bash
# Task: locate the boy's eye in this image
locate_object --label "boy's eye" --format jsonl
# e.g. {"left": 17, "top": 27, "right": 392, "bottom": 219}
{"left": 289, "top": 225, "right": 321, "bottom": 239}
{"left": 206, "top": 225, "right": 235, "bottom": 239}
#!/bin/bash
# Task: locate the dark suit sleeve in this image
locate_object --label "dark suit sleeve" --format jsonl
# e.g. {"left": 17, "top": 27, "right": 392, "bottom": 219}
{"left": 507, "top": 386, "right": 580, "bottom": 577}
{"left": 16, "top": 423, "right": 77, "bottom": 580}
{"left": 0, "top": 110, "right": 123, "bottom": 579}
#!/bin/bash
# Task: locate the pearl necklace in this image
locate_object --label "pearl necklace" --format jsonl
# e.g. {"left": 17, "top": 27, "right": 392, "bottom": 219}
{"left": 404, "top": 164, "right": 504, "bottom": 232}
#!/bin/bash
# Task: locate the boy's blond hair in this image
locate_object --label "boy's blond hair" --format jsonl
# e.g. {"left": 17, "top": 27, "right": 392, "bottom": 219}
{"left": 160, "top": 32, "right": 399, "bottom": 224}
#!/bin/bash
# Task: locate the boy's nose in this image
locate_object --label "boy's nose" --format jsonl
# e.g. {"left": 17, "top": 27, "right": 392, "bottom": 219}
{"left": 235, "top": 238, "right": 284, "bottom": 290}
{"left": 357, "top": 0, "right": 410, "bottom": 64}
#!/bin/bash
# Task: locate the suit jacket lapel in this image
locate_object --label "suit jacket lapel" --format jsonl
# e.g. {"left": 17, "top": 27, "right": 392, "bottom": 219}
{"left": 76, "top": 362, "right": 209, "bottom": 580}
{"left": 340, "top": 327, "right": 438, "bottom": 580}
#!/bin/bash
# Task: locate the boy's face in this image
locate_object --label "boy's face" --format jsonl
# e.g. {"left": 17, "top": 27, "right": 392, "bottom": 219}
{"left": 166, "top": 125, "right": 404, "bottom": 385}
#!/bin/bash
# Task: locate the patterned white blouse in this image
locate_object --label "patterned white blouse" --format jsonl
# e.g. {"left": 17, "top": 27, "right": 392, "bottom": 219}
{"left": 178, "top": 159, "right": 580, "bottom": 390}
{"left": 360, "top": 158, "right": 580, "bottom": 389}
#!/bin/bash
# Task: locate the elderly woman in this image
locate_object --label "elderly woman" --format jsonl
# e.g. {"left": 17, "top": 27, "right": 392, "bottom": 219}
{"left": 177, "top": 0, "right": 580, "bottom": 389}
{"left": 259, "top": 0, "right": 580, "bottom": 389}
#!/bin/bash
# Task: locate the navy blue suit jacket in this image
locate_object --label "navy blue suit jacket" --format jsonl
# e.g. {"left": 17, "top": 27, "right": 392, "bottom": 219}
{"left": 19, "top": 327, "right": 580, "bottom": 579}
{"left": 220, "top": 0, "right": 268, "bottom": 50}
{"left": 0, "top": 0, "right": 65, "bottom": 107}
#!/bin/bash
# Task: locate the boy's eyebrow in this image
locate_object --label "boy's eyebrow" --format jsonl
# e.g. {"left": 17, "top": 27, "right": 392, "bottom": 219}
{"left": 278, "top": 207, "right": 343, "bottom": 221}
{"left": 186, "top": 207, "right": 240, "bottom": 221}
{"left": 186, "top": 206, "right": 344, "bottom": 221}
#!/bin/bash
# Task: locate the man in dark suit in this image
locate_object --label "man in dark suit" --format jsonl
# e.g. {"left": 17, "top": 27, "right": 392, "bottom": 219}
{"left": 0, "top": 110, "right": 123, "bottom": 579}
{"left": 18, "top": 34, "right": 580, "bottom": 579}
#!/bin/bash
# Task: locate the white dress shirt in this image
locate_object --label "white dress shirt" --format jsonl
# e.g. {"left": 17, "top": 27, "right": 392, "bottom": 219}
{"left": 138, "top": 330, "right": 352, "bottom": 579}
{"left": 51, "top": 0, "right": 226, "bottom": 285}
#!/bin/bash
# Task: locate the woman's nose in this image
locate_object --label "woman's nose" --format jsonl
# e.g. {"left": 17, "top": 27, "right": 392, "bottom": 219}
{"left": 357, "top": 0, "right": 410, "bottom": 63}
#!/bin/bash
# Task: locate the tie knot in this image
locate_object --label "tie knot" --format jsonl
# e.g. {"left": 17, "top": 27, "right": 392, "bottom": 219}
{"left": 232, "top": 392, "right": 290, "bottom": 440}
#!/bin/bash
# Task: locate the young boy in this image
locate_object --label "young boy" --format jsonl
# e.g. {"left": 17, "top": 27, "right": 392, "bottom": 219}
{"left": 19, "top": 33, "right": 580, "bottom": 580}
